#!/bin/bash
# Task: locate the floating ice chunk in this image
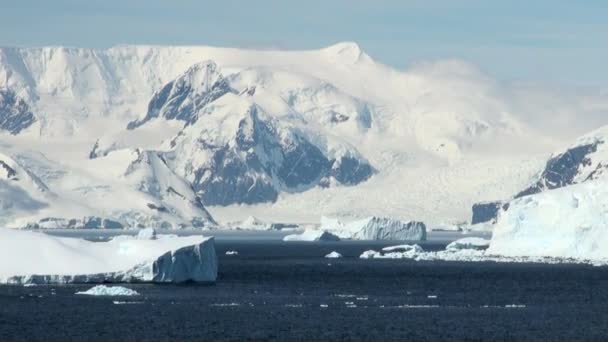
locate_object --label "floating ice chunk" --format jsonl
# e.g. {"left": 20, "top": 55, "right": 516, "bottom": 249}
{"left": 325, "top": 251, "right": 342, "bottom": 258}
{"left": 320, "top": 216, "right": 426, "bottom": 241}
{"left": 283, "top": 229, "right": 340, "bottom": 242}
{"left": 359, "top": 250, "right": 380, "bottom": 259}
{"left": 225, "top": 250, "right": 239, "bottom": 256}
{"left": 446, "top": 237, "right": 490, "bottom": 251}
{"left": 382, "top": 244, "right": 424, "bottom": 253}
{"left": 76, "top": 285, "right": 140, "bottom": 296}
{"left": 0, "top": 229, "right": 217, "bottom": 284}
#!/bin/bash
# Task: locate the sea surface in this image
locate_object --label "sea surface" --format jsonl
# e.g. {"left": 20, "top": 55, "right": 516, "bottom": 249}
{"left": 1, "top": 237, "right": 608, "bottom": 341}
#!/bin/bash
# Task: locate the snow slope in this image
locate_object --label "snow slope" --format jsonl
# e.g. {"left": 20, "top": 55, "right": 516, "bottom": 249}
{"left": 0, "top": 147, "right": 216, "bottom": 229}
{"left": 0, "top": 229, "right": 217, "bottom": 284}
{"left": 0, "top": 42, "right": 604, "bottom": 226}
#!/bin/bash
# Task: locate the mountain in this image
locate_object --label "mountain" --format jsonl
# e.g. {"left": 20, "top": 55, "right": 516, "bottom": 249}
{"left": 472, "top": 125, "right": 608, "bottom": 224}
{"left": 0, "top": 147, "right": 216, "bottom": 229}
{"left": 0, "top": 42, "right": 604, "bottom": 226}
{"left": 514, "top": 126, "right": 608, "bottom": 197}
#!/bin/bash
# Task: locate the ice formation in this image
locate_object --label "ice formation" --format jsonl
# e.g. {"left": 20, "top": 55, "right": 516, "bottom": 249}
{"left": 283, "top": 229, "right": 341, "bottom": 242}
{"left": 324, "top": 251, "right": 343, "bottom": 258}
{"left": 0, "top": 229, "right": 217, "bottom": 285}
{"left": 76, "top": 285, "right": 140, "bottom": 296}
{"left": 320, "top": 216, "right": 426, "bottom": 241}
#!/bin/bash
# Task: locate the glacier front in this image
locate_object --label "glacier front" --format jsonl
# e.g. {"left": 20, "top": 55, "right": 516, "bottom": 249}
{"left": 0, "top": 229, "right": 217, "bottom": 285}
{"left": 488, "top": 180, "right": 608, "bottom": 261}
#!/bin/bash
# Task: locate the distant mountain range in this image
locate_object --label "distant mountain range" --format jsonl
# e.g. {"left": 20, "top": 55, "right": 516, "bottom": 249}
{"left": 0, "top": 42, "right": 605, "bottom": 228}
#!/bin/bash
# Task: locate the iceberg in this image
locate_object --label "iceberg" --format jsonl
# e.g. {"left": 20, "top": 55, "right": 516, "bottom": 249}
{"left": 0, "top": 229, "right": 217, "bottom": 285}
{"left": 324, "top": 251, "right": 343, "bottom": 258}
{"left": 360, "top": 244, "right": 424, "bottom": 259}
{"left": 446, "top": 237, "right": 490, "bottom": 251}
{"left": 320, "top": 216, "right": 426, "bottom": 241}
{"left": 283, "top": 229, "right": 341, "bottom": 242}
{"left": 76, "top": 285, "right": 140, "bottom": 296}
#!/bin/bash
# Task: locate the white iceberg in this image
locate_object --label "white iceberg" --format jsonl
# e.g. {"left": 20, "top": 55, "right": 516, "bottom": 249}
{"left": 359, "top": 250, "right": 380, "bottom": 259}
{"left": 320, "top": 216, "right": 426, "bottom": 241}
{"left": 382, "top": 244, "right": 425, "bottom": 253}
{"left": 446, "top": 237, "right": 490, "bottom": 251}
{"left": 325, "top": 251, "right": 343, "bottom": 258}
{"left": 0, "top": 229, "right": 217, "bottom": 285}
{"left": 225, "top": 250, "right": 239, "bottom": 256}
{"left": 360, "top": 244, "right": 424, "bottom": 259}
{"left": 488, "top": 180, "right": 608, "bottom": 261}
{"left": 283, "top": 229, "right": 341, "bottom": 242}
{"left": 76, "top": 285, "right": 140, "bottom": 296}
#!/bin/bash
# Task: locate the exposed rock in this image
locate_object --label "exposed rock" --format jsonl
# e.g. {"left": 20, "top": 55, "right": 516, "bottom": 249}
{"left": 0, "top": 89, "right": 36, "bottom": 134}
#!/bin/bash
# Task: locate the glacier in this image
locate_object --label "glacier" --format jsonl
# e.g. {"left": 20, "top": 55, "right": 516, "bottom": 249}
{"left": 0, "top": 229, "right": 218, "bottom": 285}
{"left": 471, "top": 125, "right": 608, "bottom": 225}
{"left": 488, "top": 180, "right": 608, "bottom": 261}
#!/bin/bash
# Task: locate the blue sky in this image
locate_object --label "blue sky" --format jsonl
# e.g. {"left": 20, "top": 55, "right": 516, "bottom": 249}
{"left": 1, "top": 0, "right": 606, "bottom": 85}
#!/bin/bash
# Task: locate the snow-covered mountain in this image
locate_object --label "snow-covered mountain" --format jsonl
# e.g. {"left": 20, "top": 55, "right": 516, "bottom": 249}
{"left": 0, "top": 148, "right": 216, "bottom": 229}
{"left": 472, "top": 125, "right": 608, "bottom": 225}
{"left": 515, "top": 125, "right": 608, "bottom": 197}
{"left": 0, "top": 42, "right": 605, "bottom": 227}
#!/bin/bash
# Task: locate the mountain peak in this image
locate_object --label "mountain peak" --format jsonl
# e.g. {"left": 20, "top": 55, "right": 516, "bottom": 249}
{"left": 322, "top": 41, "right": 367, "bottom": 64}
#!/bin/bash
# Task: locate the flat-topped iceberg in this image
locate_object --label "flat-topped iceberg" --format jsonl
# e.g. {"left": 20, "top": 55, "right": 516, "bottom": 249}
{"left": 320, "top": 216, "right": 426, "bottom": 241}
{"left": 283, "top": 229, "right": 341, "bottom": 242}
{"left": 0, "top": 229, "right": 217, "bottom": 285}
{"left": 76, "top": 285, "right": 140, "bottom": 296}
{"left": 488, "top": 180, "right": 608, "bottom": 261}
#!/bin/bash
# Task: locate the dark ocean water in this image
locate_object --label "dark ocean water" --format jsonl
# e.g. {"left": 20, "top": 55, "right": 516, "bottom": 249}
{"left": 1, "top": 241, "right": 608, "bottom": 341}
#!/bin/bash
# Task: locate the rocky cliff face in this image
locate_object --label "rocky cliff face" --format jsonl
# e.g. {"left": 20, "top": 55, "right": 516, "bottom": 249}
{"left": 127, "top": 61, "right": 234, "bottom": 129}
{"left": 125, "top": 63, "right": 378, "bottom": 205}
{"left": 0, "top": 89, "right": 35, "bottom": 134}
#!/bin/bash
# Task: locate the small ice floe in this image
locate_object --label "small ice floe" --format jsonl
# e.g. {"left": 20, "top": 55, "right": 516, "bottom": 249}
{"left": 325, "top": 251, "right": 342, "bottom": 258}
{"left": 320, "top": 304, "right": 329, "bottom": 308}
{"left": 225, "top": 250, "right": 239, "bottom": 256}
{"left": 356, "top": 297, "right": 369, "bottom": 301}
{"left": 285, "top": 304, "right": 303, "bottom": 308}
{"left": 382, "top": 244, "right": 424, "bottom": 253}
{"left": 360, "top": 245, "right": 424, "bottom": 259}
{"left": 23, "top": 283, "right": 37, "bottom": 287}
{"left": 446, "top": 237, "right": 490, "bottom": 251}
{"left": 505, "top": 304, "right": 526, "bottom": 308}
{"left": 359, "top": 250, "right": 379, "bottom": 259}
{"left": 427, "top": 295, "right": 438, "bottom": 299}
{"left": 335, "top": 294, "right": 357, "bottom": 298}
{"left": 210, "top": 303, "right": 240, "bottom": 307}
{"left": 113, "top": 301, "right": 143, "bottom": 305}
{"left": 76, "top": 285, "right": 140, "bottom": 296}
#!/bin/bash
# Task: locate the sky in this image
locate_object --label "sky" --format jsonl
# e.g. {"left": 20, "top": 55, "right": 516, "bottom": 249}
{"left": 0, "top": 0, "right": 606, "bottom": 86}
